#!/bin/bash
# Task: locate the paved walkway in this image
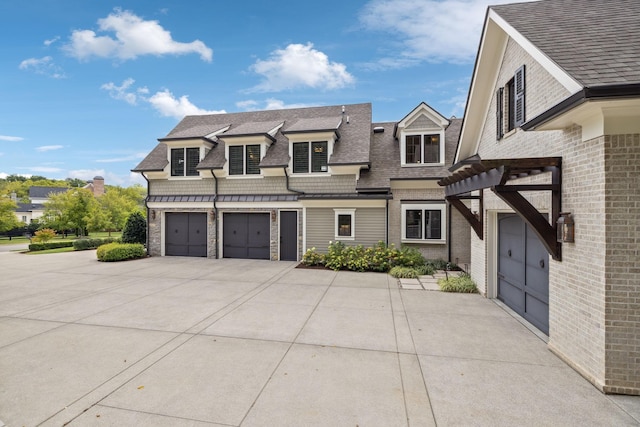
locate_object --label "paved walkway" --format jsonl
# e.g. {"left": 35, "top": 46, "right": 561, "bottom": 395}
{"left": 0, "top": 251, "right": 638, "bottom": 426}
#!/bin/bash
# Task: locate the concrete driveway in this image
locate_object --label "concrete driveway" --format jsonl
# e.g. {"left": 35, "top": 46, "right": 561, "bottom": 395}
{"left": 0, "top": 251, "right": 638, "bottom": 426}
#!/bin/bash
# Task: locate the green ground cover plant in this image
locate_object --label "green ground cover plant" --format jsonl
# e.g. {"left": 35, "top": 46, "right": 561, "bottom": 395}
{"left": 438, "top": 273, "right": 478, "bottom": 293}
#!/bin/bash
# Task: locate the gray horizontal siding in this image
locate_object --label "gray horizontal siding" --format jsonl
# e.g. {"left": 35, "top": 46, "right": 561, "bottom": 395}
{"left": 150, "top": 179, "right": 215, "bottom": 196}
{"left": 290, "top": 175, "right": 357, "bottom": 194}
{"left": 306, "top": 207, "right": 386, "bottom": 252}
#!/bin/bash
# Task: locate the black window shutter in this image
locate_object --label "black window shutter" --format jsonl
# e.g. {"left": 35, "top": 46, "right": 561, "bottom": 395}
{"left": 514, "top": 65, "right": 526, "bottom": 127}
{"left": 245, "top": 145, "right": 261, "bottom": 174}
{"left": 496, "top": 87, "right": 504, "bottom": 140}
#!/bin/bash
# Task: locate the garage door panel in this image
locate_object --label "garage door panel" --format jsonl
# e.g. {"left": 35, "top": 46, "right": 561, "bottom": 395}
{"left": 223, "top": 213, "right": 270, "bottom": 260}
{"left": 166, "top": 213, "right": 207, "bottom": 257}
{"left": 498, "top": 214, "right": 549, "bottom": 335}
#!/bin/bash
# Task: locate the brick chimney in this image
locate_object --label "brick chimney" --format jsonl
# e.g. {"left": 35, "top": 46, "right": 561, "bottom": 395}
{"left": 92, "top": 176, "right": 104, "bottom": 197}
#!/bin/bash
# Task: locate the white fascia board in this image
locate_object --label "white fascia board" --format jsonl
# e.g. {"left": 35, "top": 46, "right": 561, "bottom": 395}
{"left": 456, "top": 11, "right": 584, "bottom": 163}
{"left": 301, "top": 199, "right": 386, "bottom": 208}
{"left": 489, "top": 10, "right": 582, "bottom": 94}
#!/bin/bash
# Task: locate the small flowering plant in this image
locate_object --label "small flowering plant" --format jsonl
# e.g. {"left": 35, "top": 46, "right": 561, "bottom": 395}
{"left": 301, "top": 247, "right": 325, "bottom": 266}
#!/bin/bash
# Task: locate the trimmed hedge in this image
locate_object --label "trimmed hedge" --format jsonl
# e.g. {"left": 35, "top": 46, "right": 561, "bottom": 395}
{"left": 28, "top": 241, "right": 74, "bottom": 251}
{"left": 97, "top": 242, "right": 146, "bottom": 262}
{"left": 73, "top": 237, "right": 119, "bottom": 251}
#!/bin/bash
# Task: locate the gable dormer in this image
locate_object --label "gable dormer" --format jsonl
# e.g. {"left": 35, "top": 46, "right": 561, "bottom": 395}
{"left": 395, "top": 103, "right": 449, "bottom": 167}
{"left": 282, "top": 116, "right": 342, "bottom": 174}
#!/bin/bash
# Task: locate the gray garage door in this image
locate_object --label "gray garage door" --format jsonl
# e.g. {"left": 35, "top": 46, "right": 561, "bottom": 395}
{"left": 223, "top": 213, "right": 270, "bottom": 260}
{"left": 165, "top": 213, "right": 207, "bottom": 257}
{"left": 498, "top": 214, "right": 549, "bottom": 334}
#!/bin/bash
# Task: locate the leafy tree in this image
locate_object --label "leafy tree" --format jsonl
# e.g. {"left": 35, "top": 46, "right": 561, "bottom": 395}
{"left": 65, "top": 178, "right": 88, "bottom": 188}
{"left": 43, "top": 188, "right": 98, "bottom": 236}
{"left": 0, "top": 197, "right": 22, "bottom": 233}
{"left": 121, "top": 211, "right": 146, "bottom": 244}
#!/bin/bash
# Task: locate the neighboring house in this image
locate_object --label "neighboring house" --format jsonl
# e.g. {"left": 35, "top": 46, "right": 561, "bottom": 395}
{"left": 13, "top": 176, "right": 105, "bottom": 224}
{"left": 441, "top": 0, "right": 640, "bottom": 395}
{"left": 133, "top": 102, "right": 469, "bottom": 264}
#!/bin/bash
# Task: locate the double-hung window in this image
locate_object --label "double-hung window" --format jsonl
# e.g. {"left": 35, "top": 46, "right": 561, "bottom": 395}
{"left": 229, "top": 144, "right": 261, "bottom": 175}
{"left": 404, "top": 134, "right": 441, "bottom": 165}
{"left": 171, "top": 147, "right": 200, "bottom": 176}
{"left": 402, "top": 203, "right": 446, "bottom": 243}
{"left": 334, "top": 209, "right": 355, "bottom": 240}
{"left": 293, "top": 141, "right": 328, "bottom": 173}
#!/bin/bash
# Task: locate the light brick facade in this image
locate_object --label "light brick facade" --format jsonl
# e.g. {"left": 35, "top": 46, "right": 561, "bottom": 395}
{"left": 465, "top": 32, "right": 640, "bottom": 394}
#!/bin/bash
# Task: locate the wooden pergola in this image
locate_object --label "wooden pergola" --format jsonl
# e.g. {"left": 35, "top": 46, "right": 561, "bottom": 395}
{"left": 438, "top": 156, "right": 563, "bottom": 260}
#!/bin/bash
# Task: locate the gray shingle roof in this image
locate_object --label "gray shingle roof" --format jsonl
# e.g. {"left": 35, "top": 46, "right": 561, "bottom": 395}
{"left": 221, "top": 120, "right": 284, "bottom": 137}
{"left": 492, "top": 0, "right": 640, "bottom": 86}
{"left": 132, "top": 143, "right": 169, "bottom": 172}
{"left": 28, "top": 186, "right": 68, "bottom": 199}
{"left": 15, "top": 203, "right": 44, "bottom": 212}
{"left": 135, "top": 103, "right": 372, "bottom": 172}
{"left": 357, "top": 118, "right": 462, "bottom": 190}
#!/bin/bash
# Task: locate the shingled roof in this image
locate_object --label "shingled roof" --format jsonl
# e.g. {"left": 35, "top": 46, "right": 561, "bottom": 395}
{"left": 28, "top": 186, "right": 68, "bottom": 199}
{"left": 492, "top": 0, "right": 640, "bottom": 87}
{"left": 133, "top": 103, "right": 371, "bottom": 173}
{"left": 357, "top": 118, "right": 462, "bottom": 190}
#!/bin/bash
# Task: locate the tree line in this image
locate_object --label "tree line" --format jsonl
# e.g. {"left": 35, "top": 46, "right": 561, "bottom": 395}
{"left": 0, "top": 175, "right": 146, "bottom": 237}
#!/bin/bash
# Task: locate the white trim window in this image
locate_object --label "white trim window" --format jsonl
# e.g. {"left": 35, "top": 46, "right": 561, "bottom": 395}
{"left": 171, "top": 147, "right": 200, "bottom": 176}
{"left": 401, "top": 203, "right": 446, "bottom": 243}
{"left": 228, "top": 144, "right": 261, "bottom": 176}
{"left": 401, "top": 131, "right": 445, "bottom": 166}
{"left": 293, "top": 141, "right": 328, "bottom": 173}
{"left": 334, "top": 209, "right": 355, "bottom": 240}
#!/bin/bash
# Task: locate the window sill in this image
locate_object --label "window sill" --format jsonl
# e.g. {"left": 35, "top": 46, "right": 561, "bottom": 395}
{"left": 168, "top": 176, "right": 202, "bottom": 180}
{"left": 291, "top": 172, "right": 330, "bottom": 176}
{"left": 401, "top": 239, "right": 446, "bottom": 245}
{"left": 335, "top": 236, "right": 355, "bottom": 241}
{"left": 226, "top": 175, "right": 264, "bottom": 179}
{"left": 400, "top": 163, "right": 445, "bottom": 168}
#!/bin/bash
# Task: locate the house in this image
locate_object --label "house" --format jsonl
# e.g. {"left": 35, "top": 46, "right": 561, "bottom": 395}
{"left": 441, "top": 0, "right": 640, "bottom": 395}
{"left": 133, "top": 103, "right": 469, "bottom": 264}
{"left": 13, "top": 176, "right": 105, "bottom": 224}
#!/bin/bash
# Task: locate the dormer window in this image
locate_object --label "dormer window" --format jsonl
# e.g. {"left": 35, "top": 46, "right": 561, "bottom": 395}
{"left": 229, "top": 145, "right": 261, "bottom": 175}
{"left": 396, "top": 102, "right": 449, "bottom": 167}
{"left": 171, "top": 148, "right": 199, "bottom": 176}
{"left": 293, "top": 141, "right": 328, "bottom": 173}
{"left": 405, "top": 134, "right": 441, "bottom": 164}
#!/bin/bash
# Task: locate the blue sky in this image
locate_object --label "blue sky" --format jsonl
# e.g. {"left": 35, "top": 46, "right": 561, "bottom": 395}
{"left": 0, "top": 0, "right": 517, "bottom": 186}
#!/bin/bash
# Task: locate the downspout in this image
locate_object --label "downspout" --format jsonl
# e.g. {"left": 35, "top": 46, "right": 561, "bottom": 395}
{"left": 447, "top": 203, "right": 452, "bottom": 264}
{"left": 141, "top": 172, "right": 151, "bottom": 257}
{"left": 284, "top": 167, "right": 305, "bottom": 195}
{"left": 385, "top": 197, "right": 389, "bottom": 245}
{"left": 211, "top": 169, "right": 219, "bottom": 259}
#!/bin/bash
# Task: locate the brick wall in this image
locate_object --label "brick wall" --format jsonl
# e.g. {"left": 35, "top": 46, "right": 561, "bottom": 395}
{"left": 388, "top": 187, "right": 470, "bottom": 263}
{"left": 603, "top": 134, "right": 640, "bottom": 394}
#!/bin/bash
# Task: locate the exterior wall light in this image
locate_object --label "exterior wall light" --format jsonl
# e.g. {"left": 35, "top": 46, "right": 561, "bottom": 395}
{"left": 556, "top": 212, "right": 574, "bottom": 243}
{"left": 151, "top": 210, "right": 156, "bottom": 220}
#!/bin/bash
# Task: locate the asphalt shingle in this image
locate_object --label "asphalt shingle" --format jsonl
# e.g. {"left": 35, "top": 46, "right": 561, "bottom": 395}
{"left": 492, "top": 0, "right": 640, "bottom": 87}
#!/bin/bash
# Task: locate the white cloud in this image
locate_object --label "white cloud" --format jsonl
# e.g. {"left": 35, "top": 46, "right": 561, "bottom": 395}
{"left": 36, "top": 145, "right": 64, "bottom": 152}
{"left": 18, "top": 56, "right": 66, "bottom": 78}
{"left": 101, "top": 78, "right": 142, "bottom": 105}
{"left": 148, "top": 89, "right": 225, "bottom": 119}
{"left": 25, "top": 166, "right": 64, "bottom": 173}
{"left": 237, "top": 98, "right": 315, "bottom": 111}
{"left": 0, "top": 135, "right": 24, "bottom": 142}
{"left": 249, "top": 43, "right": 355, "bottom": 92}
{"left": 44, "top": 36, "right": 60, "bottom": 46}
{"left": 68, "top": 169, "right": 106, "bottom": 181}
{"left": 64, "top": 9, "right": 212, "bottom": 62}
{"left": 101, "top": 78, "right": 224, "bottom": 119}
{"left": 359, "top": 0, "right": 534, "bottom": 65}
{"left": 0, "top": 172, "right": 7, "bottom": 179}
{"left": 96, "top": 153, "right": 147, "bottom": 163}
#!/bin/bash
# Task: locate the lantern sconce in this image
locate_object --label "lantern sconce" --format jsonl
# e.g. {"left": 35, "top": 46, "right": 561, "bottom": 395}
{"left": 556, "top": 212, "right": 574, "bottom": 243}
{"left": 210, "top": 210, "right": 215, "bottom": 221}
{"left": 271, "top": 210, "right": 277, "bottom": 221}
{"left": 151, "top": 210, "right": 156, "bottom": 220}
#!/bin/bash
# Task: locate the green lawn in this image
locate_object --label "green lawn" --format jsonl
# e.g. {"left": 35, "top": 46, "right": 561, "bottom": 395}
{"left": 0, "top": 231, "right": 122, "bottom": 246}
{"left": 24, "top": 246, "right": 77, "bottom": 255}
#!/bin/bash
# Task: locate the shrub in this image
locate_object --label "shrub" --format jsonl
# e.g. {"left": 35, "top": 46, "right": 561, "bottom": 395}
{"left": 393, "top": 246, "right": 426, "bottom": 268}
{"left": 438, "top": 273, "right": 478, "bottom": 293}
{"left": 29, "top": 241, "right": 74, "bottom": 251}
{"left": 301, "top": 247, "right": 325, "bottom": 266}
{"left": 324, "top": 241, "right": 347, "bottom": 271}
{"left": 389, "top": 266, "right": 419, "bottom": 278}
{"left": 32, "top": 228, "right": 57, "bottom": 243}
{"left": 97, "top": 242, "right": 145, "bottom": 262}
{"left": 73, "top": 237, "right": 119, "bottom": 251}
{"left": 121, "top": 211, "right": 146, "bottom": 245}
{"left": 416, "top": 264, "right": 436, "bottom": 276}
